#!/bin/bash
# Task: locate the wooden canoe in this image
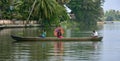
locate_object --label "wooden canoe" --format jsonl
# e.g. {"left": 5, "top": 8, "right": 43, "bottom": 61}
{"left": 11, "top": 35, "right": 103, "bottom": 42}
{"left": 0, "top": 26, "right": 4, "bottom": 30}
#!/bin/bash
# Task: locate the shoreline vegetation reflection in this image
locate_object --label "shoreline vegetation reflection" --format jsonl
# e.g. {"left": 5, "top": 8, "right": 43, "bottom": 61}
{"left": 0, "top": 23, "right": 103, "bottom": 61}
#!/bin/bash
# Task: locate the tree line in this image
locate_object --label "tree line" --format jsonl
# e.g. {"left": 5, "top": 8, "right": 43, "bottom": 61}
{"left": 0, "top": 0, "right": 104, "bottom": 26}
{"left": 104, "top": 10, "right": 120, "bottom": 21}
{"left": 67, "top": 0, "right": 104, "bottom": 26}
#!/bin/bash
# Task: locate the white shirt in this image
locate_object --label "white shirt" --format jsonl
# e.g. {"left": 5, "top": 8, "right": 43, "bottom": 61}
{"left": 93, "top": 31, "right": 98, "bottom": 36}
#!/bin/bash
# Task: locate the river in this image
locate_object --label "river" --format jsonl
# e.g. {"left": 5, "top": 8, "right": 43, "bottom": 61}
{"left": 0, "top": 22, "right": 120, "bottom": 61}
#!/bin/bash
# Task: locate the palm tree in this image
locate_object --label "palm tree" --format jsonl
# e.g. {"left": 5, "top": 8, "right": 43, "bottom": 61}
{"left": 12, "top": 0, "right": 69, "bottom": 26}
{"left": 31, "top": 0, "right": 69, "bottom": 26}
{"left": 0, "top": 0, "right": 11, "bottom": 19}
{"left": 56, "top": 0, "right": 70, "bottom": 5}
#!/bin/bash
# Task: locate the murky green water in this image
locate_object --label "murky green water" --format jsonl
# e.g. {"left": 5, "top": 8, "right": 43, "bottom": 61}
{"left": 0, "top": 22, "right": 120, "bottom": 61}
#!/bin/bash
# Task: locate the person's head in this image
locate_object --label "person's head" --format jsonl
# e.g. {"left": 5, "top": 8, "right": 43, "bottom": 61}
{"left": 43, "top": 30, "right": 46, "bottom": 32}
{"left": 93, "top": 30, "right": 95, "bottom": 32}
{"left": 58, "top": 29, "right": 61, "bottom": 32}
{"left": 59, "top": 29, "right": 61, "bottom": 31}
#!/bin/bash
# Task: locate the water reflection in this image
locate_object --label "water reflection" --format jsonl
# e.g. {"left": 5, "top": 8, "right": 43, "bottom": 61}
{"left": 54, "top": 42, "right": 64, "bottom": 56}
{"left": 1, "top": 22, "right": 120, "bottom": 61}
{"left": 0, "top": 29, "right": 13, "bottom": 61}
{"left": 68, "top": 42, "right": 102, "bottom": 60}
{"left": 10, "top": 41, "right": 102, "bottom": 61}
{"left": 11, "top": 42, "right": 51, "bottom": 61}
{"left": 0, "top": 25, "right": 103, "bottom": 61}
{"left": 51, "top": 42, "right": 64, "bottom": 61}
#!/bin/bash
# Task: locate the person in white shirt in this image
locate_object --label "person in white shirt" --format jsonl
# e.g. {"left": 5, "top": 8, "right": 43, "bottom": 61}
{"left": 92, "top": 30, "right": 98, "bottom": 37}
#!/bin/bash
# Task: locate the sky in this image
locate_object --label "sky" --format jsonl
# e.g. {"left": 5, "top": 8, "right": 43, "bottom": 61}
{"left": 103, "top": 0, "right": 120, "bottom": 11}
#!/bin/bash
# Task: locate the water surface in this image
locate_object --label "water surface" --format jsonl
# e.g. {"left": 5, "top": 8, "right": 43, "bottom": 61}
{"left": 0, "top": 22, "right": 120, "bottom": 61}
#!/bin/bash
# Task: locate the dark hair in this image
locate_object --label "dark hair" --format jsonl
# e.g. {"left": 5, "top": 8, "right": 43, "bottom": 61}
{"left": 43, "top": 29, "right": 46, "bottom": 32}
{"left": 93, "top": 30, "right": 95, "bottom": 32}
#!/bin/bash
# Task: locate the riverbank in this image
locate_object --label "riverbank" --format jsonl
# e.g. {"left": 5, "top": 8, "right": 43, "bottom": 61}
{"left": 0, "top": 24, "right": 40, "bottom": 29}
{"left": 0, "top": 20, "right": 40, "bottom": 28}
{"left": 0, "top": 20, "right": 104, "bottom": 29}
{"left": 97, "top": 21, "right": 104, "bottom": 25}
{"left": 0, "top": 24, "right": 58, "bottom": 29}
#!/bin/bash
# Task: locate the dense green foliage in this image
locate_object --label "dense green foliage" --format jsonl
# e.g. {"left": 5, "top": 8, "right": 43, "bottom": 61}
{"left": 0, "top": 0, "right": 11, "bottom": 19}
{"left": 0, "top": 0, "right": 69, "bottom": 26}
{"left": 0, "top": 0, "right": 104, "bottom": 26}
{"left": 104, "top": 10, "right": 120, "bottom": 21}
{"left": 56, "top": 0, "right": 70, "bottom": 4}
{"left": 67, "top": 0, "right": 104, "bottom": 25}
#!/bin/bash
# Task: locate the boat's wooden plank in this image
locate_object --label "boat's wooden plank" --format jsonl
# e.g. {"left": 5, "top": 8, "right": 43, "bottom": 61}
{"left": 11, "top": 35, "right": 103, "bottom": 41}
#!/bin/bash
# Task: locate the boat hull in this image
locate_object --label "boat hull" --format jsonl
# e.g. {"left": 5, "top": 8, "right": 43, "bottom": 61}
{"left": 0, "top": 26, "right": 4, "bottom": 30}
{"left": 11, "top": 35, "right": 103, "bottom": 42}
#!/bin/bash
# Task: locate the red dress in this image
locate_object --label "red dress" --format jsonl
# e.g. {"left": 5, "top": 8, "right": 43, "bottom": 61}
{"left": 57, "top": 30, "right": 63, "bottom": 38}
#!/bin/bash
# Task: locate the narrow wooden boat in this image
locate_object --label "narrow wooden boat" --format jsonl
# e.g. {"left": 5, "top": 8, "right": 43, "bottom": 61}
{"left": 11, "top": 35, "right": 103, "bottom": 42}
{"left": 0, "top": 26, "right": 4, "bottom": 30}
